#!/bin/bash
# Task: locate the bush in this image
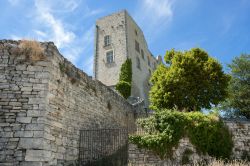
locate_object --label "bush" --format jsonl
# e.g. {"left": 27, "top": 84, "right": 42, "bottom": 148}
{"left": 116, "top": 59, "right": 132, "bottom": 99}
{"left": 129, "top": 110, "right": 233, "bottom": 159}
{"left": 115, "top": 81, "right": 131, "bottom": 99}
{"left": 19, "top": 40, "right": 45, "bottom": 61}
{"left": 119, "top": 59, "right": 132, "bottom": 82}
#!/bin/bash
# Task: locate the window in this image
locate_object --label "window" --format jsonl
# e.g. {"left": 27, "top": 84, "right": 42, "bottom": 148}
{"left": 135, "top": 29, "right": 138, "bottom": 36}
{"left": 135, "top": 40, "right": 140, "bottom": 53}
{"left": 141, "top": 49, "right": 144, "bottom": 59}
{"left": 147, "top": 56, "right": 150, "bottom": 66}
{"left": 104, "top": 35, "right": 111, "bottom": 46}
{"left": 106, "top": 51, "right": 114, "bottom": 63}
{"left": 136, "top": 57, "right": 141, "bottom": 69}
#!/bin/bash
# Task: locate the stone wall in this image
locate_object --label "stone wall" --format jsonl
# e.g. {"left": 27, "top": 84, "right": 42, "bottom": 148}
{"left": 0, "top": 40, "right": 136, "bottom": 166}
{"left": 128, "top": 119, "right": 250, "bottom": 165}
{"left": 0, "top": 40, "right": 249, "bottom": 166}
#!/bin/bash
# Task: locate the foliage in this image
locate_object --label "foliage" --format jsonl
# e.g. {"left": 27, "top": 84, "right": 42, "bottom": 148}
{"left": 119, "top": 58, "right": 132, "bottom": 83}
{"left": 181, "top": 148, "right": 193, "bottom": 165}
{"left": 19, "top": 40, "right": 45, "bottom": 61}
{"left": 116, "top": 81, "right": 131, "bottom": 99}
{"left": 58, "top": 61, "right": 80, "bottom": 85}
{"left": 149, "top": 48, "right": 230, "bottom": 111}
{"left": 129, "top": 109, "right": 233, "bottom": 159}
{"left": 116, "top": 59, "right": 132, "bottom": 99}
{"left": 222, "top": 54, "right": 250, "bottom": 119}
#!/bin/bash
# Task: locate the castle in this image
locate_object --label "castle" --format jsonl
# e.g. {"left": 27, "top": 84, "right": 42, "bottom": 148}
{"left": 93, "top": 10, "right": 162, "bottom": 107}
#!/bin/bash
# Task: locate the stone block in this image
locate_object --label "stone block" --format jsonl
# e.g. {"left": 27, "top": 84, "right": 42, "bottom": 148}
{"left": 35, "top": 72, "right": 49, "bottom": 79}
{"left": 18, "top": 138, "right": 44, "bottom": 149}
{"left": 33, "top": 131, "right": 44, "bottom": 137}
{"left": 20, "top": 161, "right": 43, "bottom": 166}
{"left": 16, "top": 117, "right": 32, "bottom": 123}
{"left": 0, "top": 123, "right": 10, "bottom": 127}
{"left": 6, "top": 141, "right": 18, "bottom": 149}
{"left": 16, "top": 64, "right": 27, "bottom": 71}
{"left": 0, "top": 131, "right": 13, "bottom": 137}
{"left": 28, "top": 98, "right": 43, "bottom": 104}
{"left": 25, "top": 150, "right": 53, "bottom": 161}
{"left": 27, "top": 110, "right": 43, "bottom": 117}
{"left": 14, "top": 131, "right": 33, "bottom": 137}
{"left": 26, "top": 124, "right": 44, "bottom": 131}
{"left": 21, "top": 87, "right": 33, "bottom": 92}
{"left": 27, "top": 66, "right": 43, "bottom": 72}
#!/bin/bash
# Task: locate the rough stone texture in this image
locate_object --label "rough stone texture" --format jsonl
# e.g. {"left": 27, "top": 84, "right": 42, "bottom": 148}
{"left": 94, "top": 10, "right": 162, "bottom": 107}
{"left": 128, "top": 120, "right": 250, "bottom": 165}
{"left": 0, "top": 40, "right": 249, "bottom": 166}
{"left": 0, "top": 40, "right": 136, "bottom": 166}
{"left": 225, "top": 120, "right": 250, "bottom": 160}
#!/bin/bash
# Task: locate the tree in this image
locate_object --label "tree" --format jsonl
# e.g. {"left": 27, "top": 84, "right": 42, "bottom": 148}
{"left": 224, "top": 54, "right": 250, "bottom": 118}
{"left": 115, "top": 59, "right": 132, "bottom": 99}
{"left": 149, "top": 48, "right": 230, "bottom": 111}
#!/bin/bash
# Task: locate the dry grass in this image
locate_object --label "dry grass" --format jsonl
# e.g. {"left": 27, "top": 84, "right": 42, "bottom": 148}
{"left": 206, "top": 159, "right": 249, "bottom": 166}
{"left": 19, "top": 39, "right": 45, "bottom": 61}
{"left": 128, "top": 159, "right": 249, "bottom": 166}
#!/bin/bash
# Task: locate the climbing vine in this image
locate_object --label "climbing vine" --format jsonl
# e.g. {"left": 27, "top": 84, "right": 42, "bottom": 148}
{"left": 129, "top": 110, "right": 233, "bottom": 159}
{"left": 116, "top": 59, "right": 132, "bottom": 99}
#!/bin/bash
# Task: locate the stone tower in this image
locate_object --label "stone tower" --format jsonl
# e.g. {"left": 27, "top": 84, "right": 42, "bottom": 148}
{"left": 93, "top": 10, "right": 162, "bottom": 107}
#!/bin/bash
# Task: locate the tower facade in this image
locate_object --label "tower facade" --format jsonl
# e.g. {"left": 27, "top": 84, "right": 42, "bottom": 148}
{"left": 94, "top": 10, "right": 162, "bottom": 106}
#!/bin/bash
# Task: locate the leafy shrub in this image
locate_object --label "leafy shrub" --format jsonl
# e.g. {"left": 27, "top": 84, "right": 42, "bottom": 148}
{"left": 19, "top": 40, "right": 45, "bottom": 61}
{"left": 116, "top": 59, "right": 132, "bottom": 99}
{"left": 119, "top": 58, "right": 132, "bottom": 83}
{"left": 115, "top": 81, "right": 131, "bottom": 99}
{"left": 129, "top": 110, "right": 233, "bottom": 159}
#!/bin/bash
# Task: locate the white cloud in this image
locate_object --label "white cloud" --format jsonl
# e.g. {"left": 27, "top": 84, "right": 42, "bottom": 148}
{"left": 83, "top": 8, "right": 103, "bottom": 18}
{"left": 134, "top": 0, "right": 175, "bottom": 43}
{"left": 34, "top": 0, "right": 79, "bottom": 13}
{"left": 34, "top": 0, "right": 76, "bottom": 48}
{"left": 33, "top": 30, "right": 47, "bottom": 38}
{"left": 8, "top": 0, "right": 100, "bottom": 76}
{"left": 143, "top": 0, "right": 173, "bottom": 19}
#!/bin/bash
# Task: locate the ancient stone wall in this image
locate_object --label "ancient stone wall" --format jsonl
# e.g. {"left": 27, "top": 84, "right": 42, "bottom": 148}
{"left": 0, "top": 40, "right": 249, "bottom": 166}
{"left": 0, "top": 40, "right": 136, "bottom": 166}
{"left": 128, "top": 119, "right": 250, "bottom": 165}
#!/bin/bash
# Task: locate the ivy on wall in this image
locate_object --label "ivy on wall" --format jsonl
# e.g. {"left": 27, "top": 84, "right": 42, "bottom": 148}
{"left": 116, "top": 59, "right": 132, "bottom": 99}
{"left": 129, "top": 110, "right": 233, "bottom": 160}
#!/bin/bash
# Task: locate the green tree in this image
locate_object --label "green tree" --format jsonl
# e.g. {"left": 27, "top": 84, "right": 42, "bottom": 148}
{"left": 116, "top": 59, "right": 132, "bottom": 99}
{"left": 149, "top": 48, "right": 230, "bottom": 111}
{"left": 225, "top": 54, "right": 250, "bottom": 118}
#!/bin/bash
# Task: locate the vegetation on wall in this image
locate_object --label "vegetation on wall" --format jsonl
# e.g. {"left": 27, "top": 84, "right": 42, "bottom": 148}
{"left": 149, "top": 48, "right": 230, "bottom": 112}
{"left": 19, "top": 40, "right": 45, "bottom": 61}
{"left": 116, "top": 59, "right": 132, "bottom": 99}
{"left": 59, "top": 61, "right": 80, "bottom": 85}
{"left": 129, "top": 109, "right": 233, "bottom": 160}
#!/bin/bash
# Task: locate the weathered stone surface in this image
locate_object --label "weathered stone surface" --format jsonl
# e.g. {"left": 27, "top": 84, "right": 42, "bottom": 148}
{"left": 1, "top": 40, "right": 249, "bottom": 166}
{"left": 18, "top": 138, "right": 44, "bottom": 149}
{"left": 16, "top": 117, "right": 32, "bottom": 123}
{"left": 14, "top": 131, "right": 33, "bottom": 137}
{"left": 20, "top": 161, "right": 43, "bottom": 166}
{"left": 25, "top": 150, "right": 53, "bottom": 161}
{"left": 129, "top": 121, "right": 250, "bottom": 165}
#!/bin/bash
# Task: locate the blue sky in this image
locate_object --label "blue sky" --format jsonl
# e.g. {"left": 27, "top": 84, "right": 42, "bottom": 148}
{"left": 1, "top": 0, "right": 249, "bottom": 75}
